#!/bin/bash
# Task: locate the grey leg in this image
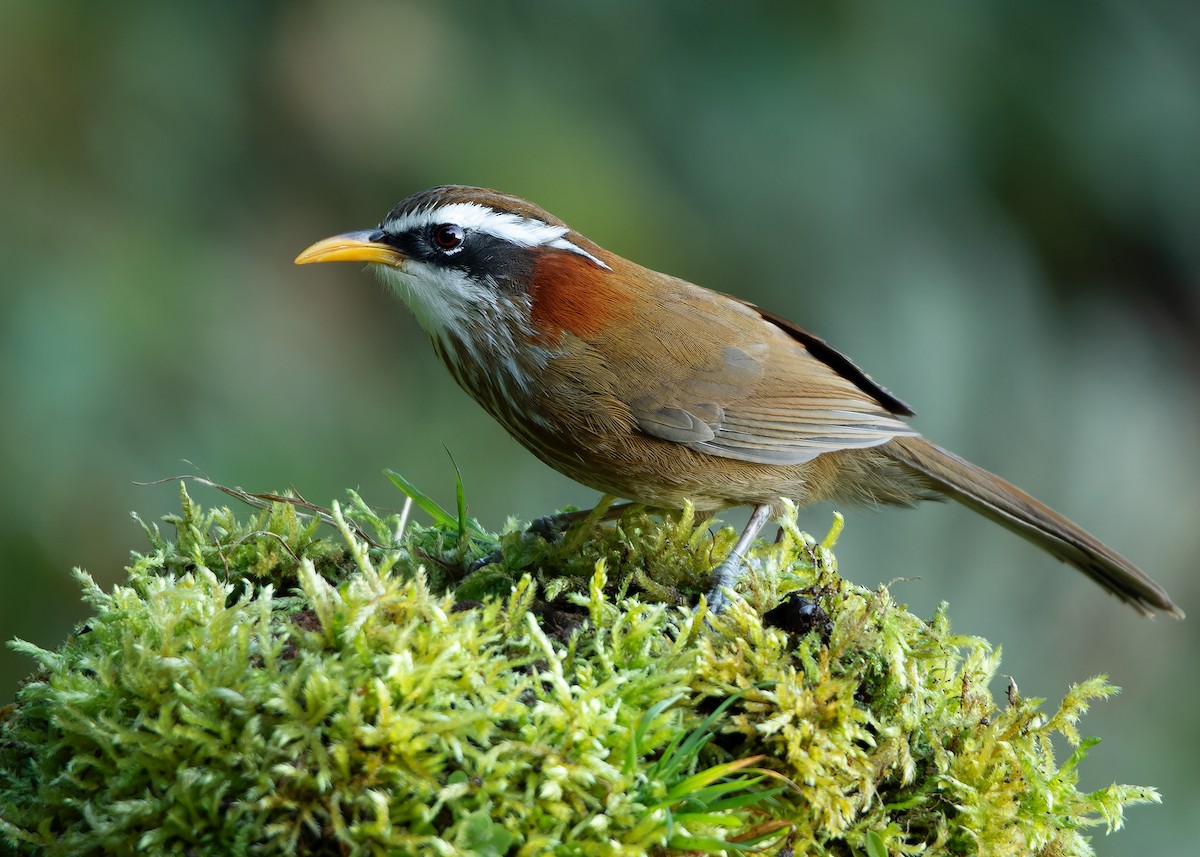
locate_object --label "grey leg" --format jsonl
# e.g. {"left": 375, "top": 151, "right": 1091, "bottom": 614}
{"left": 706, "top": 504, "right": 772, "bottom": 613}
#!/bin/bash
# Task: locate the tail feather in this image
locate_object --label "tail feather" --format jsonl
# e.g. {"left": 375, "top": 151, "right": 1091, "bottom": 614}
{"left": 886, "top": 436, "right": 1182, "bottom": 618}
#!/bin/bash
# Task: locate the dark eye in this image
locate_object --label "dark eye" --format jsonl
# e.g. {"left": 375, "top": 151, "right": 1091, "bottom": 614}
{"left": 432, "top": 223, "right": 465, "bottom": 251}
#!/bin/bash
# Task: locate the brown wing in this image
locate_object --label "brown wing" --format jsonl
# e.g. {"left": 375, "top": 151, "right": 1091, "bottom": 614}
{"left": 748, "top": 303, "right": 914, "bottom": 417}
{"left": 610, "top": 275, "right": 916, "bottom": 465}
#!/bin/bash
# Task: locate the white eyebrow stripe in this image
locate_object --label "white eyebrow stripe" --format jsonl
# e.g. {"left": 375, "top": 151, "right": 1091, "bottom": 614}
{"left": 382, "top": 201, "right": 611, "bottom": 270}
{"left": 546, "top": 237, "right": 610, "bottom": 270}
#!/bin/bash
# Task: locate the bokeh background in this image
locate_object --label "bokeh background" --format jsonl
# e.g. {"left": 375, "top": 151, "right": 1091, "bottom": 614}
{"left": 2, "top": 1, "right": 1198, "bottom": 851}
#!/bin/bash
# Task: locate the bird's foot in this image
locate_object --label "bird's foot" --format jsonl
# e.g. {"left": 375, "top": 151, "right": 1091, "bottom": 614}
{"left": 467, "top": 503, "right": 624, "bottom": 572}
{"left": 704, "top": 557, "right": 743, "bottom": 614}
{"left": 527, "top": 512, "right": 576, "bottom": 540}
{"left": 468, "top": 548, "right": 502, "bottom": 573}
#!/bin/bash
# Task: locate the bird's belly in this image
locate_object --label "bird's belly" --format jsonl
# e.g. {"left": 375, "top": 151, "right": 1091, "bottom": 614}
{"left": 500, "top": 412, "right": 829, "bottom": 513}
{"left": 441, "top": 341, "right": 838, "bottom": 511}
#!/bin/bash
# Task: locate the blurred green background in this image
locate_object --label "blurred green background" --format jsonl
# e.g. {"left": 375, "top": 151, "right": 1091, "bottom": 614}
{"left": 2, "top": 1, "right": 1197, "bottom": 851}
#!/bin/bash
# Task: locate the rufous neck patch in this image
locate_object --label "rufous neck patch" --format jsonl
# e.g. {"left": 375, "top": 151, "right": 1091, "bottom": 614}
{"left": 529, "top": 250, "right": 633, "bottom": 341}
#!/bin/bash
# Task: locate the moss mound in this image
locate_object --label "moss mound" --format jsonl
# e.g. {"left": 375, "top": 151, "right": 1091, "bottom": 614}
{"left": 0, "top": 485, "right": 1159, "bottom": 855}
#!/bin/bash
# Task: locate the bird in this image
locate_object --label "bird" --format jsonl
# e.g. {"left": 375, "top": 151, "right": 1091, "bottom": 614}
{"left": 295, "top": 185, "right": 1182, "bottom": 618}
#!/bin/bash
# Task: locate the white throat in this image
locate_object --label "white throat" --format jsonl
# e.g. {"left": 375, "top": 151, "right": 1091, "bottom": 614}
{"left": 373, "top": 261, "right": 493, "bottom": 339}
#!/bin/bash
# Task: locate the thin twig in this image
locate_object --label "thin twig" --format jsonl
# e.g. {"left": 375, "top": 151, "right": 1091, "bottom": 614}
{"left": 134, "top": 473, "right": 386, "bottom": 548}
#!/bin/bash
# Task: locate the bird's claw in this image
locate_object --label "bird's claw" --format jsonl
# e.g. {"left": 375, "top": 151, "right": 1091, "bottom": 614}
{"left": 467, "top": 513, "right": 574, "bottom": 573}
{"left": 527, "top": 514, "right": 573, "bottom": 540}
{"left": 468, "top": 549, "right": 503, "bottom": 573}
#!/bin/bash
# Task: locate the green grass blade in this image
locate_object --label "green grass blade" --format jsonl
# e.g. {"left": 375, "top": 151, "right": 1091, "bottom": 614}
{"left": 442, "top": 445, "right": 470, "bottom": 539}
{"left": 384, "top": 468, "right": 460, "bottom": 530}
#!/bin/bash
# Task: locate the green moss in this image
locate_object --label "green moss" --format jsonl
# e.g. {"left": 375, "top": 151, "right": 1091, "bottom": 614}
{"left": 0, "top": 485, "right": 1159, "bottom": 855}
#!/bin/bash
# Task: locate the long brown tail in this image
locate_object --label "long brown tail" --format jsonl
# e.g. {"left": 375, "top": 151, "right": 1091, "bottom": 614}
{"left": 886, "top": 436, "right": 1182, "bottom": 618}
